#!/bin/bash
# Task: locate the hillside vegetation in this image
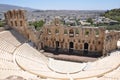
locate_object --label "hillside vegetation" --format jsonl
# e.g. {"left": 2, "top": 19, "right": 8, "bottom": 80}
{"left": 103, "top": 8, "right": 120, "bottom": 22}
{"left": 101, "top": 8, "right": 120, "bottom": 30}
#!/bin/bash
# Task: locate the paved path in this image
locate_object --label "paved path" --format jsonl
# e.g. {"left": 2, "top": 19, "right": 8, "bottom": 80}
{"left": 43, "top": 52, "right": 97, "bottom": 62}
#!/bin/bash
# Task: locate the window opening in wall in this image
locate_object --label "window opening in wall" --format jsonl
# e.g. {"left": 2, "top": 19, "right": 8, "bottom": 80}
{"left": 20, "top": 21, "right": 22, "bottom": 26}
{"left": 15, "top": 21, "right": 17, "bottom": 26}
{"left": 69, "top": 29, "right": 74, "bottom": 37}
{"left": 55, "top": 29, "right": 59, "bottom": 34}
{"left": 48, "top": 29, "right": 51, "bottom": 34}
{"left": 64, "top": 29, "right": 68, "bottom": 34}
{"left": 85, "top": 30, "right": 89, "bottom": 37}
{"left": 98, "top": 41, "right": 101, "bottom": 45}
{"left": 75, "top": 29, "right": 79, "bottom": 35}
{"left": 11, "top": 21, "right": 13, "bottom": 26}
{"left": 9, "top": 11, "right": 12, "bottom": 18}
{"left": 96, "top": 30, "right": 99, "bottom": 37}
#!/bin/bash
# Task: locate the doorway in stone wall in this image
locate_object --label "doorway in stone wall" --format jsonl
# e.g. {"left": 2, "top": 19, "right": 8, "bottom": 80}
{"left": 41, "top": 42, "right": 43, "bottom": 49}
{"left": 69, "top": 42, "right": 74, "bottom": 53}
{"left": 55, "top": 41, "right": 59, "bottom": 52}
{"left": 84, "top": 43, "right": 89, "bottom": 54}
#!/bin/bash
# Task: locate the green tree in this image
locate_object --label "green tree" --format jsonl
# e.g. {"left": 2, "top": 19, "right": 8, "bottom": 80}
{"left": 32, "top": 20, "right": 45, "bottom": 30}
{"left": 86, "top": 18, "right": 93, "bottom": 24}
{"left": 0, "top": 21, "right": 3, "bottom": 27}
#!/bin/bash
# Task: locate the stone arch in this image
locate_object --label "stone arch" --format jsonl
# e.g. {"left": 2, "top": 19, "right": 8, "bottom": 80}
{"left": 41, "top": 42, "right": 44, "bottom": 49}
{"left": 55, "top": 29, "right": 59, "bottom": 34}
{"left": 69, "top": 42, "right": 74, "bottom": 49}
{"left": 19, "top": 10, "right": 23, "bottom": 18}
{"left": 13, "top": 10, "right": 16, "bottom": 18}
{"left": 55, "top": 41, "right": 59, "bottom": 52}
{"left": 84, "top": 43, "right": 89, "bottom": 55}
{"left": 9, "top": 11, "right": 12, "bottom": 18}
{"left": 10, "top": 21, "right": 13, "bottom": 26}
{"left": 69, "top": 29, "right": 74, "bottom": 34}
{"left": 64, "top": 29, "right": 68, "bottom": 34}
{"left": 95, "top": 29, "right": 99, "bottom": 36}
{"left": 15, "top": 21, "right": 17, "bottom": 26}
{"left": 56, "top": 41, "right": 59, "bottom": 48}
{"left": 20, "top": 21, "right": 23, "bottom": 26}
{"left": 47, "top": 28, "right": 51, "bottom": 34}
{"left": 69, "top": 29, "right": 74, "bottom": 37}
{"left": 84, "top": 43, "right": 89, "bottom": 50}
{"left": 75, "top": 28, "right": 79, "bottom": 34}
{"left": 85, "top": 30, "right": 89, "bottom": 36}
{"left": 69, "top": 42, "right": 74, "bottom": 53}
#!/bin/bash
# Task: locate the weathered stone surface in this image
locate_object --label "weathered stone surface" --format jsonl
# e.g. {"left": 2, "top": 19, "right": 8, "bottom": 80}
{"left": 4, "top": 9, "right": 120, "bottom": 57}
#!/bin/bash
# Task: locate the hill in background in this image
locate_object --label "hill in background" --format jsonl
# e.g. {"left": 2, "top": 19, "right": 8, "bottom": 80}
{"left": 0, "top": 4, "right": 35, "bottom": 12}
{"left": 102, "top": 8, "right": 120, "bottom": 22}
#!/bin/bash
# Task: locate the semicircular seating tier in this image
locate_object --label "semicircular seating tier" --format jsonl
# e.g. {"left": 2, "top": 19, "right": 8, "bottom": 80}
{"left": 14, "top": 43, "right": 120, "bottom": 80}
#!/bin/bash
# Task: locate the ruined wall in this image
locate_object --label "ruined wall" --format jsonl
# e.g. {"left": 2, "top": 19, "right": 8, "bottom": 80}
{"left": 103, "top": 31, "right": 120, "bottom": 56}
{"left": 4, "top": 10, "right": 39, "bottom": 46}
{"left": 40, "top": 23, "right": 105, "bottom": 57}
{"left": 4, "top": 9, "right": 120, "bottom": 57}
{"left": 4, "top": 10, "right": 28, "bottom": 37}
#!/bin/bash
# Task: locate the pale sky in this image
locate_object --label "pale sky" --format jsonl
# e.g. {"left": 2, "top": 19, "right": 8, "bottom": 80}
{"left": 0, "top": 0, "right": 120, "bottom": 10}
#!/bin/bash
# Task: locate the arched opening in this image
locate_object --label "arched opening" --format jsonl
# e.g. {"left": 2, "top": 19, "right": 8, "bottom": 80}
{"left": 10, "top": 21, "right": 13, "bottom": 26}
{"left": 15, "top": 21, "right": 17, "bottom": 26}
{"left": 55, "top": 41, "right": 59, "bottom": 52}
{"left": 75, "top": 29, "right": 79, "bottom": 34}
{"left": 69, "top": 42, "right": 74, "bottom": 53}
{"left": 41, "top": 42, "right": 43, "bottom": 49}
{"left": 56, "top": 41, "right": 59, "bottom": 48}
{"left": 64, "top": 29, "right": 68, "bottom": 34}
{"left": 13, "top": 10, "right": 16, "bottom": 18}
{"left": 69, "top": 42, "right": 74, "bottom": 48}
{"left": 69, "top": 29, "right": 74, "bottom": 37}
{"left": 84, "top": 43, "right": 89, "bottom": 54}
{"left": 9, "top": 11, "right": 12, "bottom": 18}
{"left": 19, "top": 10, "right": 23, "bottom": 18}
{"left": 20, "top": 21, "right": 23, "bottom": 26}
{"left": 84, "top": 43, "right": 89, "bottom": 50}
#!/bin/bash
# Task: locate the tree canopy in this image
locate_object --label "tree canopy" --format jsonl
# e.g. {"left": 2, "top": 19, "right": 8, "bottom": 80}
{"left": 86, "top": 18, "right": 93, "bottom": 24}
{"left": 29, "top": 20, "right": 45, "bottom": 30}
{"left": 0, "top": 21, "right": 3, "bottom": 27}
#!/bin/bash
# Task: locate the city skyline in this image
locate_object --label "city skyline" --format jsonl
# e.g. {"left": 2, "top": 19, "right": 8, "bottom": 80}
{"left": 0, "top": 0, "right": 120, "bottom": 10}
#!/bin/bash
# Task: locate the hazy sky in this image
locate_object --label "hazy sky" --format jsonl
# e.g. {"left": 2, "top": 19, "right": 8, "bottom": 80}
{"left": 0, "top": 0, "right": 120, "bottom": 10}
